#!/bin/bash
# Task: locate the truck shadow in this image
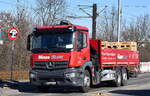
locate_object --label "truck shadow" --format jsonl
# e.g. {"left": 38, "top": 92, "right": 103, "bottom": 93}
{"left": 0, "top": 80, "right": 113, "bottom": 93}
{"left": 109, "top": 89, "right": 150, "bottom": 96}
{"left": 0, "top": 81, "right": 81, "bottom": 93}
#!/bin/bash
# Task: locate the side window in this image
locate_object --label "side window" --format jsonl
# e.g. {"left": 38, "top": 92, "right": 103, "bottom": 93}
{"left": 77, "top": 33, "right": 83, "bottom": 49}
{"left": 77, "top": 33, "right": 87, "bottom": 49}
{"left": 83, "top": 33, "right": 87, "bottom": 48}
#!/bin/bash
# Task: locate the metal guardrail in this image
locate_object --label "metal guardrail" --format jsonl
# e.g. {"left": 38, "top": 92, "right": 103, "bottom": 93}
{"left": 140, "top": 62, "right": 150, "bottom": 73}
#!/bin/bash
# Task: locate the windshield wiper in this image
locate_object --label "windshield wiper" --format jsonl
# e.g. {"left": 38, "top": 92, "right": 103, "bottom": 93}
{"left": 32, "top": 48, "right": 52, "bottom": 53}
{"left": 48, "top": 45, "right": 66, "bottom": 49}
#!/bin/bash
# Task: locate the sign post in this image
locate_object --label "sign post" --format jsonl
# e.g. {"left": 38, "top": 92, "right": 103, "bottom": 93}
{"left": 8, "top": 27, "right": 19, "bottom": 80}
{"left": 0, "top": 27, "right": 3, "bottom": 45}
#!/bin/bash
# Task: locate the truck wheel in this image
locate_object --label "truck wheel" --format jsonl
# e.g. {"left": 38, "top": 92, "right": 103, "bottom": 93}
{"left": 133, "top": 71, "right": 138, "bottom": 78}
{"left": 37, "top": 86, "right": 49, "bottom": 92}
{"left": 80, "top": 70, "right": 91, "bottom": 93}
{"left": 121, "top": 68, "right": 128, "bottom": 86}
{"left": 113, "top": 68, "right": 121, "bottom": 87}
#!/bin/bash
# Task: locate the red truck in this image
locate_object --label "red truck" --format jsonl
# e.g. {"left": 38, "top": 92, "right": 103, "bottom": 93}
{"left": 27, "top": 21, "right": 139, "bottom": 92}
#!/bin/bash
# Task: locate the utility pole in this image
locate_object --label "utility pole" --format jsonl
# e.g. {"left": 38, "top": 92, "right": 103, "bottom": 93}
{"left": 68, "top": 4, "right": 99, "bottom": 39}
{"left": 117, "top": 0, "right": 121, "bottom": 42}
{"left": 92, "top": 4, "right": 97, "bottom": 39}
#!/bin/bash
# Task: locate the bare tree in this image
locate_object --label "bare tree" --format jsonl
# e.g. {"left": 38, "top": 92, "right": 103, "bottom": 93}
{"left": 97, "top": 7, "right": 118, "bottom": 41}
{"left": 0, "top": 2, "right": 32, "bottom": 70}
{"left": 122, "top": 14, "right": 150, "bottom": 42}
{"left": 34, "top": 0, "right": 66, "bottom": 26}
{"left": 0, "top": 12, "right": 14, "bottom": 70}
{"left": 13, "top": 4, "right": 32, "bottom": 70}
{"left": 121, "top": 14, "right": 150, "bottom": 61}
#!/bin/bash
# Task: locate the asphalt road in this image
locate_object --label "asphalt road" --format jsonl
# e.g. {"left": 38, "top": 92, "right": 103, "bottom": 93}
{"left": 0, "top": 73, "right": 150, "bottom": 96}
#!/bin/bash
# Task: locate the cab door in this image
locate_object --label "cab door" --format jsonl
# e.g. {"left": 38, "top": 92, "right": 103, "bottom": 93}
{"left": 76, "top": 32, "right": 90, "bottom": 66}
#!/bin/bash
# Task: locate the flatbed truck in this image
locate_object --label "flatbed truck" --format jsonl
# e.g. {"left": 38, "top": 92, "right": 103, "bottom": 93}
{"left": 27, "top": 21, "right": 139, "bottom": 92}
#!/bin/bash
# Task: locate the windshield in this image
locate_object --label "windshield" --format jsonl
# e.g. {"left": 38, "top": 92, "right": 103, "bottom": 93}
{"left": 31, "top": 32, "right": 74, "bottom": 53}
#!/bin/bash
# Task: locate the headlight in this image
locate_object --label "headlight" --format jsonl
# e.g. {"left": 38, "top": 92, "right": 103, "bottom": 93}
{"left": 30, "top": 73, "right": 35, "bottom": 78}
{"left": 65, "top": 73, "right": 76, "bottom": 78}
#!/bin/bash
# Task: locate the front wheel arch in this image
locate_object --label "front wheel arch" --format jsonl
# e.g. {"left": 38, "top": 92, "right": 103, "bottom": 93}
{"left": 85, "top": 66, "right": 92, "bottom": 79}
{"left": 81, "top": 61, "right": 93, "bottom": 86}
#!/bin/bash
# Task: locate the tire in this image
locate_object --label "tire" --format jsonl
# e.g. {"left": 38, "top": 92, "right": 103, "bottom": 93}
{"left": 133, "top": 71, "right": 138, "bottom": 78}
{"left": 37, "top": 85, "right": 49, "bottom": 92}
{"left": 130, "top": 71, "right": 138, "bottom": 78}
{"left": 113, "top": 68, "right": 122, "bottom": 87}
{"left": 80, "top": 70, "right": 91, "bottom": 93}
{"left": 121, "top": 68, "right": 128, "bottom": 86}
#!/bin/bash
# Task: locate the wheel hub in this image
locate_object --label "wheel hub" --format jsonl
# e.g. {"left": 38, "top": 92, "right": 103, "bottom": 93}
{"left": 123, "top": 72, "right": 127, "bottom": 80}
{"left": 84, "top": 76, "right": 90, "bottom": 87}
{"left": 117, "top": 74, "right": 121, "bottom": 84}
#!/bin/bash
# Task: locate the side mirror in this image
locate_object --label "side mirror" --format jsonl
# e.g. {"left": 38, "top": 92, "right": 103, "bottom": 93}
{"left": 27, "top": 35, "right": 31, "bottom": 51}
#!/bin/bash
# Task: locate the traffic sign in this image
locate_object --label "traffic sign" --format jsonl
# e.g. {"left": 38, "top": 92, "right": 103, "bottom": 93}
{"left": 8, "top": 27, "right": 19, "bottom": 40}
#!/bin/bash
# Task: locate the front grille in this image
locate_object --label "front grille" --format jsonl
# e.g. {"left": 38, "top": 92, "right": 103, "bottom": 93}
{"left": 34, "top": 62, "right": 49, "bottom": 69}
{"left": 34, "top": 61, "right": 68, "bottom": 69}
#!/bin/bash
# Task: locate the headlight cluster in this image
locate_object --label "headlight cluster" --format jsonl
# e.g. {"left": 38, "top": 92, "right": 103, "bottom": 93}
{"left": 30, "top": 73, "right": 36, "bottom": 78}
{"left": 65, "top": 73, "right": 76, "bottom": 78}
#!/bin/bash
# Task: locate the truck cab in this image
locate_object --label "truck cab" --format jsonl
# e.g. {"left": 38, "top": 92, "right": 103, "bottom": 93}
{"left": 27, "top": 22, "right": 94, "bottom": 92}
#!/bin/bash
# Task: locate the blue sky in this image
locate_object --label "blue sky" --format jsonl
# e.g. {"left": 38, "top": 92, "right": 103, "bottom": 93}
{"left": 0, "top": 0, "right": 150, "bottom": 35}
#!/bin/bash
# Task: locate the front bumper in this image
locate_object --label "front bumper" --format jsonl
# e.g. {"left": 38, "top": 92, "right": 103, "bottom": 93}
{"left": 29, "top": 68, "right": 84, "bottom": 87}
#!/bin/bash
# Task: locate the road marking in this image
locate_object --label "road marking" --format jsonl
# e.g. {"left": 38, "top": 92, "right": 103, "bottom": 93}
{"left": 87, "top": 93, "right": 107, "bottom": 96}
{"left": 126, "top": 83, "right": 150, "bottom": 90}
{"left": 2, "top": 84, "right": 11, "bottom": 89}
{"left": 87, "top": 83, "right": 150, "bottom": 96}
